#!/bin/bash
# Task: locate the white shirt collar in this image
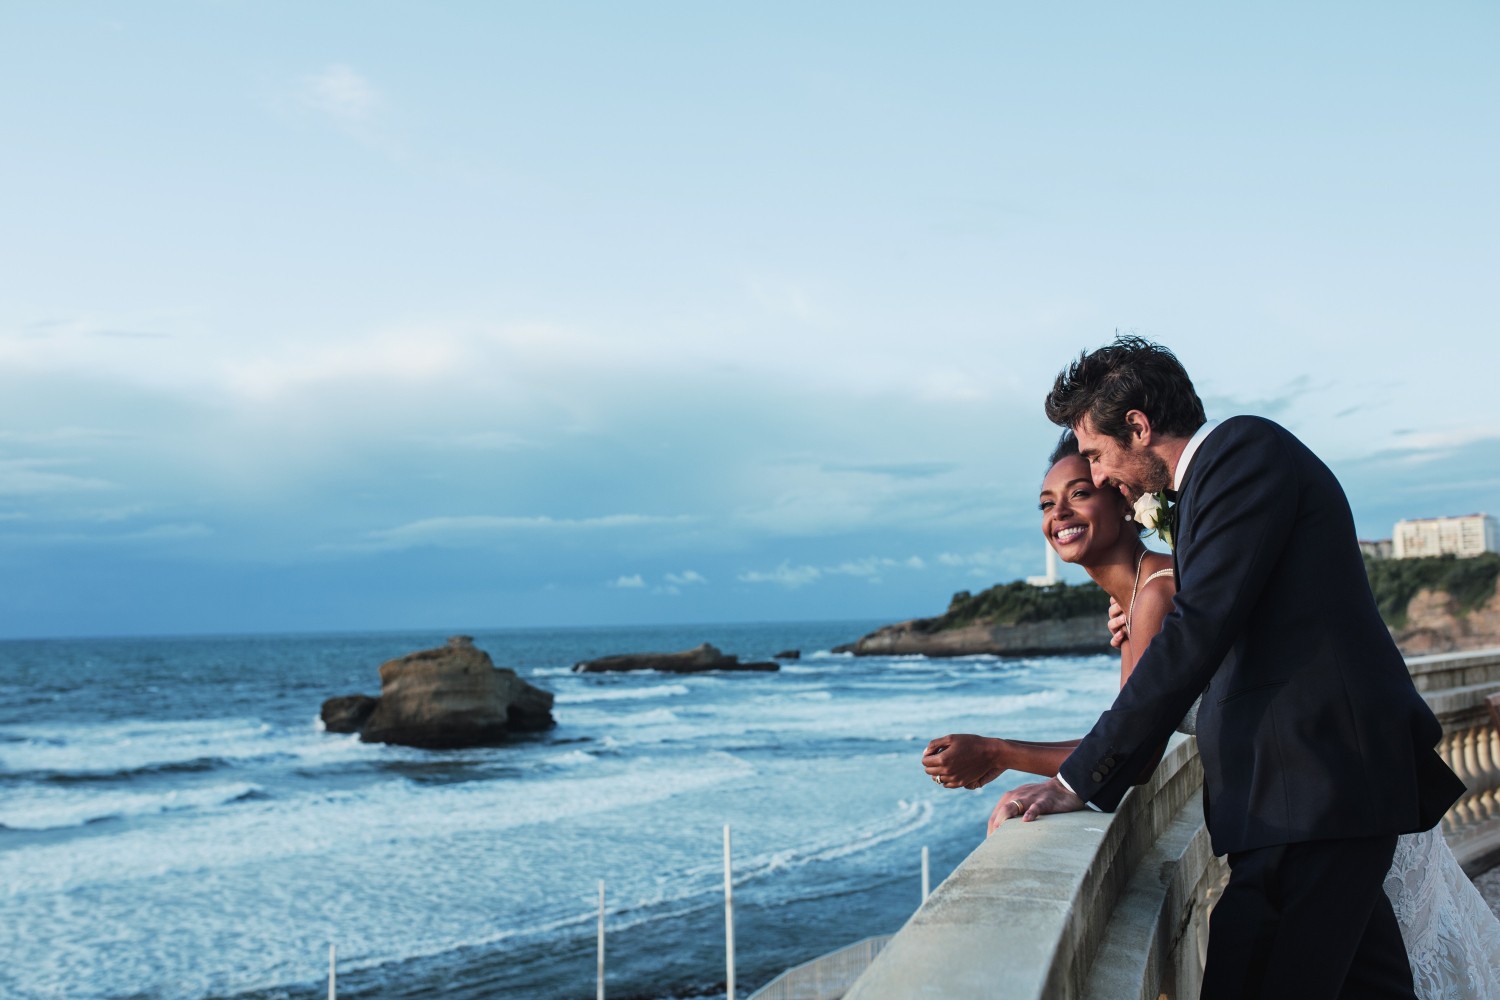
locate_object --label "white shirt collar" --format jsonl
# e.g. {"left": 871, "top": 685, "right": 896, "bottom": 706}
{"left": 1173, "top": 420, "right": 1220, "bottom": 492}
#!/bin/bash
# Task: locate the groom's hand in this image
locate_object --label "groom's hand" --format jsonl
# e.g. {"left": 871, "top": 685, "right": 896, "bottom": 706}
{"left": 1106, "top": 596, "right": 1128, "bottom": 648}
{"left": 988, "top": 777, "right": 1086, "bottom": 835}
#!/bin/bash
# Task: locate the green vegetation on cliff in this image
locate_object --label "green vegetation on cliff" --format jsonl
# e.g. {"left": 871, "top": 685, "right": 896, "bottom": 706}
{"left": 935, "top": 580, "right": 1108, "bottom": 631}
{"left": 937, "top": 553, "right": 1500, "bottom": 634}
{"left": 1363, "top": 552, "right": 1500, "bottom": 629}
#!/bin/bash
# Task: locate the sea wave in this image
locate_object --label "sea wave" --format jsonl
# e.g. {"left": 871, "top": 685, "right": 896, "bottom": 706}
{"left": 553, "top": 683, "right": 691, "bottom": 705}
{"left": 0, "top": 750, "right": 762, "bottom": 895}
{"left": 0, "top": 718, "right": 275, "bottom": 773}
{"left": 0, "top": 780, "right": 265, "bottom": 831}
{"left": 0, "top": 717, "right": 380, "bottom": 781}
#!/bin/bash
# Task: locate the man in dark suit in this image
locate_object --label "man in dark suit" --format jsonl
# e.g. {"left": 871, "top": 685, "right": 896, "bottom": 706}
{"left": 1000, "top": 337, "right": 1464, "bottom": 999}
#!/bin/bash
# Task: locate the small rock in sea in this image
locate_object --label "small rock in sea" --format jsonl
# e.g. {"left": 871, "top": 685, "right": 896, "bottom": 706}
{"left": 573, "top": 642, "right": 779, "bottom": 674}
{"left": 773, "top": 649, "right": 800, "bottom": 660}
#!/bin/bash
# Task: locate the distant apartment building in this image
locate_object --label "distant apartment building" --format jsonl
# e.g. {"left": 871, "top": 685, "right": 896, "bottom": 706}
{"left": 1392, "top": 513, "right": 1499, "bottom": 559}
{"left": 1359, "top": 538, "right": 1394, "bottom": 560}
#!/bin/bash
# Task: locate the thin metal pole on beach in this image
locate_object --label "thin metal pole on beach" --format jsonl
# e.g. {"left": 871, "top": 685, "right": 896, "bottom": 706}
{"left": 597, "top": 880, "right": 606, "bottom": 1000}
{"left": 328, "top": 943, "right": 336, "bottom": 1000}
{"left": 921, "top": 846, "right": 930, "bottom": 902}
{"left": 723, "top": 824, "right": 736, "bottom": 1000}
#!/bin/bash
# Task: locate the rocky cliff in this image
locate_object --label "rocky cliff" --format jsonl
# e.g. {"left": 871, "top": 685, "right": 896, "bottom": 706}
{"left": 841, "top": 559, "right": 1500, "bottom": 660}
{"left": 1391, "top": 578, "right": 1500, "bottom": 656}
{"left": 836, "top": 615, "right": 1111, "bottom": 658}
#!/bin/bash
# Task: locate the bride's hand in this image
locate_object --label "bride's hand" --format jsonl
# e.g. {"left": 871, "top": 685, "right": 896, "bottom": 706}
{"left": 1107, "top": 596, "right": 1128, "bottom": 648}
{"left": 923, "top": 734, "right": 1006, "bottom": 789}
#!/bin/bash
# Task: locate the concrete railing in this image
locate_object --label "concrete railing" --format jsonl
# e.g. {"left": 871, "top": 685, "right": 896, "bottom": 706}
{"left": 747, "top": 935, "right": 893, "bottom": 1000}
{"left": 842, "top": 648, "right": 1500, "bottom": 1000}
{"left": 1408, "top": 648, "right": 1500, "bottom": 873}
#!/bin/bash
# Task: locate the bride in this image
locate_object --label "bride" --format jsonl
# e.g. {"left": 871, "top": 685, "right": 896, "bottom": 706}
{"left": 921, "top": 433, "right": 1500, "bottom": 999}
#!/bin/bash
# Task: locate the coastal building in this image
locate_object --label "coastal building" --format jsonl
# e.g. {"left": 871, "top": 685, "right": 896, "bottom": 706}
{"left": 1026, "top": 543, "right": 1059, "bottom": 586}
{"left": 1393, "top": 513, "right": 1499, "bottom": 560}
{"left": 1360, "top": 538, "right": 1394, "bottom": 560}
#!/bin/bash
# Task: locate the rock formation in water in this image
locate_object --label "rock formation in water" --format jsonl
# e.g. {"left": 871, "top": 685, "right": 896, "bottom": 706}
{"left": 320, "top": 694, "right": 379, "bottom": 733}
{"left": 572, "top": 642, "right": 779, "bottom": 673}
{"left": 321, "top": 636, "right": 555, "bottom": 748}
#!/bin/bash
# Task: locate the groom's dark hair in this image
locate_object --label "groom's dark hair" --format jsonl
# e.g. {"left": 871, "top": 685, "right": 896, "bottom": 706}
{"left": 1044, "top": 335, "right": 1207, "bottom": 444}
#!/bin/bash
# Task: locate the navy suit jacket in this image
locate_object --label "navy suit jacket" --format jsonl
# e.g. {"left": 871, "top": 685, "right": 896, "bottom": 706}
{"left": 1058, "top": 416, "right": 1464, "bottom": 856}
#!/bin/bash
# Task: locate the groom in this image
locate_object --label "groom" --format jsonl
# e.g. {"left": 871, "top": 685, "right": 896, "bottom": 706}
{"left": 1001, "top": 337, "right": 1464, "bottom": 998}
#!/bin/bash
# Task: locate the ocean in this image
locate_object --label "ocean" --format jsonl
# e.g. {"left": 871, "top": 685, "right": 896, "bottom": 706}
{"left": 0, "top": 621, "right": 1119, "bottom": 1000}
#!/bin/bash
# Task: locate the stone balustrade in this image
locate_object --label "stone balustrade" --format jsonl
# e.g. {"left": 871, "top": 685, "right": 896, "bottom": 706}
{"left": 1409, "top": 649, "right": 1500, "bottom": 872}
{"left": 842, "top": 648, "right": 1500, "bottom": 1000}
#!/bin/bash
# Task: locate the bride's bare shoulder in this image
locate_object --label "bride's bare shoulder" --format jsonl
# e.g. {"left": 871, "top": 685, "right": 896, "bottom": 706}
{"left": 1141, "top": 552, "right": 1176, "bottom": 588}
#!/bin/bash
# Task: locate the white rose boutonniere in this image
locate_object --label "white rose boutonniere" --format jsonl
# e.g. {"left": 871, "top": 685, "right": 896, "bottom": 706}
{"left": 1132, "top": 491, "right": 1176, "bottom": 548}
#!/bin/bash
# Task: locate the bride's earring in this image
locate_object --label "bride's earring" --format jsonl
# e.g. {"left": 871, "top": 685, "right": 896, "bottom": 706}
{"left": 1124, "top": 512, "right": 1134, "bottom": 522}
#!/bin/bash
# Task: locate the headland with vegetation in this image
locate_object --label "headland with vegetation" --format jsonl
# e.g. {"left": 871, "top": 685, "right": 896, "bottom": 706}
{"left": 841, "top": 554, "right": 1500, "bottom": 658}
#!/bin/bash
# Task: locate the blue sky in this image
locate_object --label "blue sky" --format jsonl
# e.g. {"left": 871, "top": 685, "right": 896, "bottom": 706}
{"left": 2, "top": 3, "right": 1496, "bottom": 638}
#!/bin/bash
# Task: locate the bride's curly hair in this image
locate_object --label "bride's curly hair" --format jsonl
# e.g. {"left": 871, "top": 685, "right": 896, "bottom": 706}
{"left": 1048, "top": 429, "right": 1081, "bottom": 465}
{"left": 1046, "top": 430, "right": 1147, "bottom": 535}
{"left": 1045, "top": 335, "right": 1206, "bottom": 444}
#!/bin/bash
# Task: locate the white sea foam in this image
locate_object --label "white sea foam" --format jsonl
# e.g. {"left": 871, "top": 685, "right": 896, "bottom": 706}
{"left": 553, "top": 682, "right": 690, "bottom": 704}
{"left": 0, "top": 718, "right": 287, "bottom": 776}
{"left": 557, "top": 705, "right": 682, "bottom": 731}
{"left": 544, "top": 749, "right": 598, "bottom": 767}
{"left": 0, "top": 780, "right": 264, "bottom": 830}
{"left": 0, "top": 716, "right": 385, "bottom": 786}
{"left": 0, "top": 750, "right": 759, "bottom": 895}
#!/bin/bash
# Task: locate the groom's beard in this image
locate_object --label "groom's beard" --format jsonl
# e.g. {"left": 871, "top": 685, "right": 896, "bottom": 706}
{"left": 1117, "top": 453, "right": 1173, "bottom": 503}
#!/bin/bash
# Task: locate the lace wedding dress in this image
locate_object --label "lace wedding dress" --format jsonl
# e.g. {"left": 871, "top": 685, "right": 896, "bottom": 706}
{"left": 1175, "top": 700, "right": 1500, "bottom": 997}
{"left": 1383, "top": 827, "right": 1500, "bottom": 999}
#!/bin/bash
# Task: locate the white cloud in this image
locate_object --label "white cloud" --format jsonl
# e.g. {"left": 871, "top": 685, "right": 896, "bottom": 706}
{"left": 223, "top": 331, "right": 462, "bottom": 401}
{"left": 826, "top": 555, "right": 926, "bottom": 579}
{"left": 0, "top": 459, "right": 115, "bottom": 496}
{"left": 0, "top": 427, "right": 132, "bottom": 446}
{"left": 302, "top": 65, "right": 380, "bottom": 123}
{"left": 0, "top": 520, "right": 213, "bottom": 547}
{"left": 937, "top": 549, "right": 1016, "bottom": 569}
{"left": 652, "top": 569, "right": 709, "bottom": 596}
{"left": 356, "top": 513, "right": 697, "bottom": 551}
{"left": 76, "top": 504, "right": 155, "bottom": 524}
{"left": 1380, "top": 426, "right": 1500, "bottom": 462}
{"left": 399, "top": 430, "right": 537, "bottom": 452}
{"left": 737, "top": 554, "right": 930, "bottom": 589}
{"left": 609, "top": 574, "right": 645, "bottom": 589}
{"left": 738, "top": 562, "right": 823, "bottom": 588}
{"left": 118, "top": 522, "right": 214, "bottom": 542}
{"left": 745, "top": 275, "right": 825, "bottom": 325}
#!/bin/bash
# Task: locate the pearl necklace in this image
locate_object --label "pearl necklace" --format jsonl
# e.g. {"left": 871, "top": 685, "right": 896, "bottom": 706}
{"left": 1125, "top": 546, "right": 1147, "bottom": 638}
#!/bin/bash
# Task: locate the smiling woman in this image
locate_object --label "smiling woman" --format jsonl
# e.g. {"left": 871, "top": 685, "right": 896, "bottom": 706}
{"left": 922, "top": 432, "right": 1176, "bottom": 827}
